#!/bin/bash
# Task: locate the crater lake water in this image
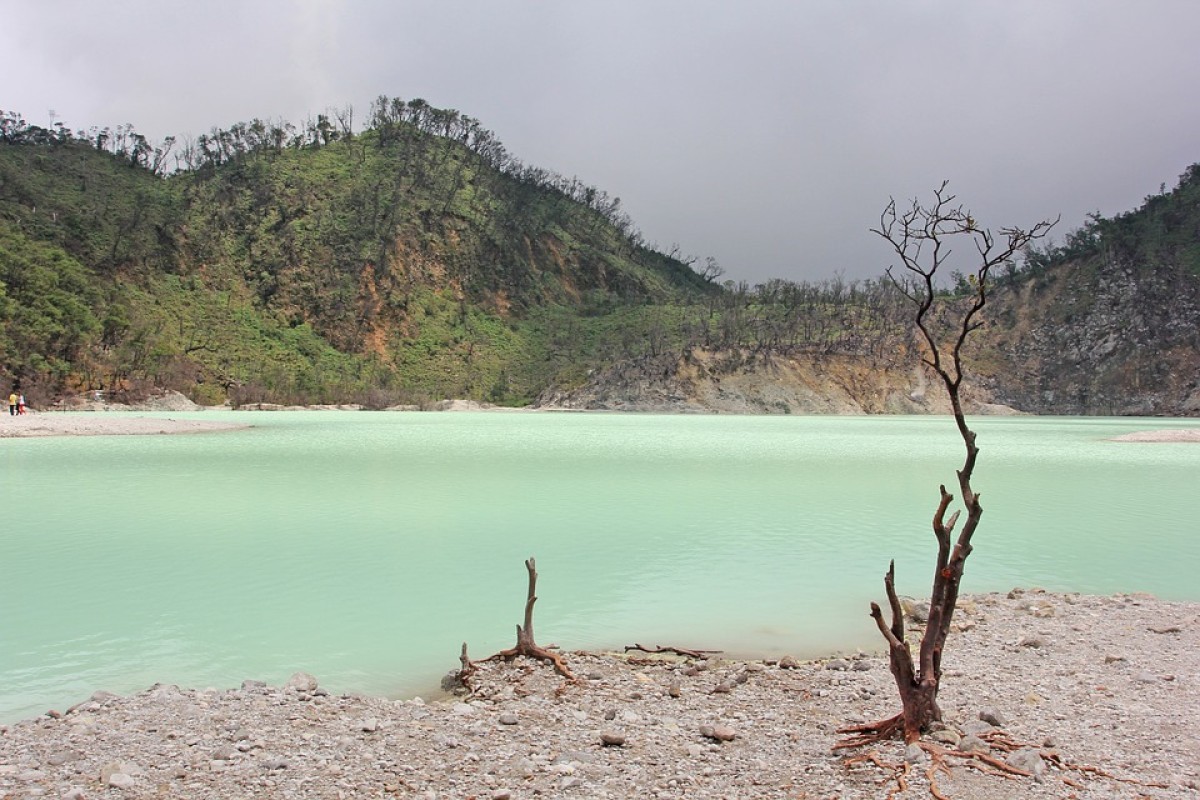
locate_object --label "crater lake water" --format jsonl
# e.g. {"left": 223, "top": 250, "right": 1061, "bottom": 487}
{"left": 2, "top": 411, "right": 1199, "bottom": 722}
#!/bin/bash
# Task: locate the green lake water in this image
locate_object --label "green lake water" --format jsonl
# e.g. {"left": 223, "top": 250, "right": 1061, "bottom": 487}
{"left": 2, "top": 411, "right": 1198, "bottom": 722}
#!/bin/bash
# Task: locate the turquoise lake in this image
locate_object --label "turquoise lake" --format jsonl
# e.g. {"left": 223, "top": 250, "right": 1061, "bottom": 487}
{"left": 2, "top": 411, "right": 1198, "bottom": 722}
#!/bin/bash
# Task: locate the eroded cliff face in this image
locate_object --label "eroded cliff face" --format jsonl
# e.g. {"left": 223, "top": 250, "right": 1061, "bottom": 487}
{"left": 537, "top": 251, "right": 1200, "bottom": 418}
{"left": 534, "top": 348, "right": 1018, "bottom": 415}
{"left": 975, "top": 259, "right": 1200, "bottom": 416}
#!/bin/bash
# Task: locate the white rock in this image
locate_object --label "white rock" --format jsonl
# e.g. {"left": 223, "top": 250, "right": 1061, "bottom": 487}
{"left": 285, "top": 672, "right": 319, "bottom": 693}
{"left": 106, "top": 772, "right": 136, "bottom": 789}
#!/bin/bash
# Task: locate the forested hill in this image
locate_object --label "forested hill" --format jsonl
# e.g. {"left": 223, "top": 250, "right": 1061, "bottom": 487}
{"left": 0, "top": 100, "right": 716, "bottom": 406}
{"left": 2, "top": 102, "right": 1199, "bottom": 415}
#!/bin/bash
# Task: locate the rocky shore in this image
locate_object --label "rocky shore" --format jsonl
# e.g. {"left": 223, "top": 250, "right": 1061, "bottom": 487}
{"left": 1, "top": 590, "right": 1196, "bottom": 799}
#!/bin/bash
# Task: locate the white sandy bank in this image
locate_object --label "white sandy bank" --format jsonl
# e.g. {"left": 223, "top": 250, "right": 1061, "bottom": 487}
{"left": 0, "top": 413, "right": 249, "bottom": 438}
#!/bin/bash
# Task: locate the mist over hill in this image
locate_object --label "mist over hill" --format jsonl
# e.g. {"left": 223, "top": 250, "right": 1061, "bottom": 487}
{"left": 2, "top": 103, "right": 1197, "bottom": 415}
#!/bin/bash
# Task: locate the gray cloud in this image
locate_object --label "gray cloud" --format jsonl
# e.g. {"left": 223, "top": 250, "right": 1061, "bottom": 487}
{"left": 4, "top": 0, "right": 1198, "bottom": 284}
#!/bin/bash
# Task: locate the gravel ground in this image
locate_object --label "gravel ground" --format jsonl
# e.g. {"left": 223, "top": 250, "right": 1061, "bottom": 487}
{"left": 1, "top": 590, "right": 1196, "bottom": 799}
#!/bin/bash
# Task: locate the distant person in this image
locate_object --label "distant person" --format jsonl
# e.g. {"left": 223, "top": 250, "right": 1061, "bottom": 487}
{"left": 7, "top": 391, "right": 16, "bottom": 416}
{"left": 18, "top": 394, "right": 27, "bottom": 414}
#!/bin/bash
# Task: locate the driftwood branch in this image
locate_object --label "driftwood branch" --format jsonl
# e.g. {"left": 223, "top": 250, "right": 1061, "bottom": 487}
{"left": 456, "top": 642, "right": 476, "bottom": 691}
{"left": 486, "top": 557, "right": 575, "bottom": 681}
{"left": 624, "top": 643, "right": 719, "bottom": 659}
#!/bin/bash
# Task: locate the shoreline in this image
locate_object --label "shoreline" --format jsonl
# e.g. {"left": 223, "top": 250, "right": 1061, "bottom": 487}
{"left": 0, "top": 413, "right": 251, "bottom": 438}
{"left": 2, "top": 590, "right": 1196, "bottom": 798}
{"left": 4, "top": 408, "right": 1200, "bottom": 442}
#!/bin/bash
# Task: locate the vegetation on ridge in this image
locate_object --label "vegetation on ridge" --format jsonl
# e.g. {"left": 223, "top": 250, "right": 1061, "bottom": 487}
{"left": 2, "top": 103, "right": 1199, "bottom": 414}
{"left": 1, "top": 101, "right": 720, "bottom": 406}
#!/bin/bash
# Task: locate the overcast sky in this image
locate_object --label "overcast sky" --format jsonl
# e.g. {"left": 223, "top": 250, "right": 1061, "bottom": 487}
{"left": 4, "top": 0, "right": 1198, "bottom": 284}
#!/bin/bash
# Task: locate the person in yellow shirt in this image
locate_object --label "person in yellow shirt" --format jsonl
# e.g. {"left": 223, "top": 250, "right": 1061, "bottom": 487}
{"left": 7, "top": 391, "right": 16, "bottom": 416}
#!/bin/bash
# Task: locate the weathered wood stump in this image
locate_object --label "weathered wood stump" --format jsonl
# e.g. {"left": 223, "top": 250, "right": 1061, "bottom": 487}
{"left": 487, "top": 557, "right": 575, "bottom": 680}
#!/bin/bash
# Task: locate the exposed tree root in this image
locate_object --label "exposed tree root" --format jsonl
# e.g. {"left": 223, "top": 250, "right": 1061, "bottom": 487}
{"left": 843, "top": 740, "right": 1028, "bottom": 800}
{"left": 843, "top": 731, "right": 1172, "bottom": 799}
{"left": 833, "top": 712, "right": 905, "bottom": 749}
{"left": 923, "top": 742, "right": 1031, "bottom": 778}
{"left": 979, "top": 730, "right": 1171, "bottom": 790}
{"left": 842, "top": 751, "right": 909, "bottom": 799}
{"left": 924, "top": 754, "right": 953, "bottom": 800}
{"left": 489, "top": 639, "right": 574, "bottom": 680}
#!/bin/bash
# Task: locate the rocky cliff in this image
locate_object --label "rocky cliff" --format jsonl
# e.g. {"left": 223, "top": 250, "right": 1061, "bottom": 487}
{"left": 976, "top": 258, "right": 1200, "bottom": 416}
{"left": 535, "top": 348, "right": 1020, "bottom": 416}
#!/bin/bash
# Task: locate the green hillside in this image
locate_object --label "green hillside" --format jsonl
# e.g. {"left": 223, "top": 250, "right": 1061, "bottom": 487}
{"left": 0, "top": 103, "right": 716, "bottom": 407}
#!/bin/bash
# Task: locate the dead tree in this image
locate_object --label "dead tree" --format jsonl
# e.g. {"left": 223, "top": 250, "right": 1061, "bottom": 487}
{"left": 837, "top": 184, "right": 1056, "bottom": 747}
{"left": 487, "top": 557, "right": 575, "bottom": 680}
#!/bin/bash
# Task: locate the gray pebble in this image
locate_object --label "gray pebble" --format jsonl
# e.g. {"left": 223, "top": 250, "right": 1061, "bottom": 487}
{"left": 699, "top": 724, "right": 736, "bottom": 742}
{"left": 211, "top": 745, "right": 238, "bottom": 761}
{"left": 979, "top": 708, "right": 1007, "bottom": 727}
{"left": 105, "top": 772, "right": 136, "bottom": 789}
{"left": 929, "top": 729, "right": 961, "bottom": 747}
{"left": 958, "top": 735, "right": 988, "bottom": 754}
{"left": 907, "top": 601, "right": 931, "bottom": 623}
{"left": 1006, "top": 748, "right": 1046, "bottom": 780}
